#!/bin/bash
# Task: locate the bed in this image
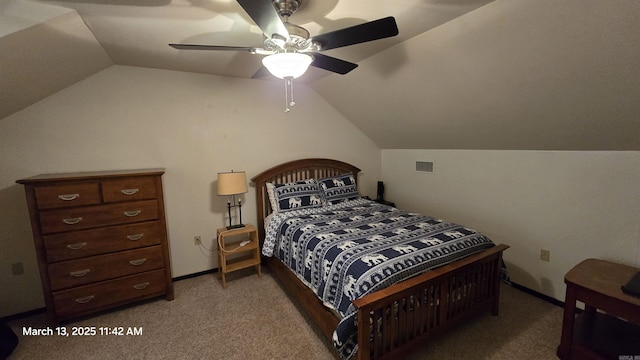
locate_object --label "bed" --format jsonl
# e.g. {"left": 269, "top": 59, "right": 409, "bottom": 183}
{"left": 251, "top": 158, "right": 509, "bottom": 360}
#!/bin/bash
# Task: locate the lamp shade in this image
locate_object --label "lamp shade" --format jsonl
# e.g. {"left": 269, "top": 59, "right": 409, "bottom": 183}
{"left": 217, "top": 171, "right": 248, "bottom": 195}
{"left": 262, "top": 53, "right": 312, "bottom": 79}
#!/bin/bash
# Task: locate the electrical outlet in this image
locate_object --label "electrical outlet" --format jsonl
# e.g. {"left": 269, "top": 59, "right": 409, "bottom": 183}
{"left": 194, "top": 235, "right": 201, "bottom": 246}
{"left": 540, "top": 249, "right": 550, "bottom": 262}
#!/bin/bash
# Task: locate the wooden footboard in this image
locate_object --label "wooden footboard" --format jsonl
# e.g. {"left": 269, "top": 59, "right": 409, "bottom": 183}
{"left": 353, "top": 244, "right": 508, "bottom": 360}
{"left": 267, "top": 244, "right": 508, "bottom": 360}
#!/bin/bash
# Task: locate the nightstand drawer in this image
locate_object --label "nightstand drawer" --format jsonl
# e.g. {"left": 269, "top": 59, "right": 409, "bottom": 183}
{"left": 35, "top": 182, "right": 101, "bottom": 209}
{"left": 43, "top": 221, "right": 163, "bottom": 262}
{"left": 48, "top": 246, "right": 165, "bottom": 290}
{"left": 102, "top": 177, "right": 157, "bottom": 203}
{"left": 52, "top": 269, "right": 166, "bottom": 319}
{"left": 39, "top": 200, "right": 159, "bottom": 234}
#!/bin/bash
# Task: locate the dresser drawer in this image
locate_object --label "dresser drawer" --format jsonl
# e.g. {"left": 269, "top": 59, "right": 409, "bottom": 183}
{"left": 48, "top": 246, "right": 165, "bottom": 291}
{"left": 43, "top": 221, "right": 163, "bottom": 262}
{"left": 52, "top": 269, "right": 167, "bottom": 319}
{"left": 102, "top": 176, "right": 157, "bottom": 203}
{"left": 39, "top": 200, "right": 159, "bottom": 234}
{"left": 35, "top": 182, "right": 101, "bottom": 209}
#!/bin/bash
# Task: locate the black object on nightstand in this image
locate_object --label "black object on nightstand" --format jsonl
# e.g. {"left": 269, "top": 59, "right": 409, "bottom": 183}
{"left": 374, "top": 181, "right": 395, "bottom": 207}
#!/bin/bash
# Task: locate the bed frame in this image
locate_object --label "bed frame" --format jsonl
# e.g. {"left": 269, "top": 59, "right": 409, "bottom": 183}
{"left": 251, "top": 158, "right": 509, "bottom": 360}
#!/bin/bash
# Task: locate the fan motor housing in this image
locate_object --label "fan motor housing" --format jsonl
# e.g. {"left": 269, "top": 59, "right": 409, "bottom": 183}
{"left": 273, "top": 0, "right": 303, "bottom": 18}
{"left": 285, "top": 23, "right": 310, "bottom": 40}
{"left": 266, "top": 0, "right": 315, "bottom": 53}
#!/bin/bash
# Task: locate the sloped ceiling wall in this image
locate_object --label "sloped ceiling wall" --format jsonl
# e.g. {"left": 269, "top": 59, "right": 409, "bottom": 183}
{"left": 1, "top": 0, "right": 639, "bottom": 150}
{"left": 0, "top": 1, "right": 113, "bottom": 120}
{"left": 311, "top": 0, "right": 640, "bottom": 150}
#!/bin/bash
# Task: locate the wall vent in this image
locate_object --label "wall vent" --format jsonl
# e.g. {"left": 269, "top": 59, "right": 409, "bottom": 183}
{"left": 415, "top": 161, "right": 434, "bottom": 173}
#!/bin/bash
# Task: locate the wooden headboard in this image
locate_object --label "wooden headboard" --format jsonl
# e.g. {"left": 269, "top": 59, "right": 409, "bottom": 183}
{"left": 251, "top": 158, "right": 361, "bottom": 243}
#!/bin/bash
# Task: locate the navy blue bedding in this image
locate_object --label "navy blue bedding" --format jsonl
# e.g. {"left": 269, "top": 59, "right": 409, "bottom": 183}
{"left": 263, "top": 198, "right": 495, "bottom": 359}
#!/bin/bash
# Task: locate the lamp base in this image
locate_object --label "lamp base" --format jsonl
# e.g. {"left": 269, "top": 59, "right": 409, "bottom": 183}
{"left": 226, "top": 223, "right": 245, "bottom": 230}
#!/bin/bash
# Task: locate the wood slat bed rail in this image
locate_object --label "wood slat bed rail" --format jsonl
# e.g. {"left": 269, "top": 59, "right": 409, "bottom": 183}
{"left": 353, "top": 244, "right": 508, "bottom": 360}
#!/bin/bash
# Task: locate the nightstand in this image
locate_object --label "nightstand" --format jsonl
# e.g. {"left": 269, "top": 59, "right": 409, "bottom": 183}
{"left": 216, "top": 224, "right": 261, "bottom": 288}
{"left": 557, "top": 259, "right": 640, "bottom": 360}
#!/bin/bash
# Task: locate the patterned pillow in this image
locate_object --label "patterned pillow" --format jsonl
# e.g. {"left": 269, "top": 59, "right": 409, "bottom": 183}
{"left": 272, "top": 179, "right": 323, "bottom": 212}
{"left": 318, "top": 173, "right": 359, "bottom": 205}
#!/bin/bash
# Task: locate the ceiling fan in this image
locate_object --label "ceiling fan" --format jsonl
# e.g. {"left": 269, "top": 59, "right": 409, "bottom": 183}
{"left": 169, "top": 0, "right": 399, "bottom": 111}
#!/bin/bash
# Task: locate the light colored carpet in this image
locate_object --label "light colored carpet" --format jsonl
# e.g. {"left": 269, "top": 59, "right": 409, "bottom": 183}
{"left": 7, "top": 269, "right": 563, "bottom": 359}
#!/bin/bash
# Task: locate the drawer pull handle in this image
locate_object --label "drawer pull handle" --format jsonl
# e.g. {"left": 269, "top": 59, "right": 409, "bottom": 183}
{"left": 62, "top": 217, "right": 83, "bottom": 225}
{"left": 66, "top": 242, "right": 87, "bottom": 250}
{"left": 75, "top": 295, "right": 95, "bottom": 304}
{"left": 133, "top": 282, "right": 150, "bottom": 290}
{"left": 123, "top": 210, "right": 141, "bottom": 217}
{"left": 120, "top": 188, "right": 139, "bottom": 196}
{"left": 127, "top": 233, "right": 144, "bottom": 241}
{"left": 58, "top": 193, "right": 80, "bottom": 201}
{"left": 129, "top": 258, "right": 147, "bottom": 266}
{"left": 70, "top": 269, "right": 91, "bottom": 277}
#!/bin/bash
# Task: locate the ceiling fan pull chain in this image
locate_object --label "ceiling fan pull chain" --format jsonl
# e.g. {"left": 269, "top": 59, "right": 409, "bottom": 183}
{"left": 284, "top": 76, "right": 296, "bottom": 112}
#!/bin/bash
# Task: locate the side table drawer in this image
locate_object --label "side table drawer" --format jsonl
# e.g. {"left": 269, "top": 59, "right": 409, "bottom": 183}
{"left": 35, "top": 182, "right": 101, "bottom": 209}
{"left": 48, "top": 246, "right": 165, "bottom": 290}
{"left": 44, "top": 221, "right": 163, "bottom": 262}
{"left": 52, "top": 269, "right": 167, "bottom": 319}
{"left": 39, "top": 200, "right": 159, "bottom": 234}
{"left": 102, "top": 177, "right": 157, "bottom": 203}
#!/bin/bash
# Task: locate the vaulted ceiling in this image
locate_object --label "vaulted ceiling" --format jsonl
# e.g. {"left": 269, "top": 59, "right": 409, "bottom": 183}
{"left": 1, "top": 0, "right": 639, "bottom": 150}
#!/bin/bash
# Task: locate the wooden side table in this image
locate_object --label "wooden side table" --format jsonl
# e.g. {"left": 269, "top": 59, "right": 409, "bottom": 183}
{"left": 557, "top": 259, "right": 640, "bottom": 360}
{"left": 217, "top": 224, "right": 261, "bottom": 288}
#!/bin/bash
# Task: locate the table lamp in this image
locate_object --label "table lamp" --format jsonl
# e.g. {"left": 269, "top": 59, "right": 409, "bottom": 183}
{"left": 217, "top": 170, "right": 248, "bottom": 229}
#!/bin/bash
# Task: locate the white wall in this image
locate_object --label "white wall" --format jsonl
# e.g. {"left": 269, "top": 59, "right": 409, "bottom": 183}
{"left": 382, "top": 150, "right": 640, "bottom": 301}
{"left": 0, "top": 65, "right": 381, "bottom": 317}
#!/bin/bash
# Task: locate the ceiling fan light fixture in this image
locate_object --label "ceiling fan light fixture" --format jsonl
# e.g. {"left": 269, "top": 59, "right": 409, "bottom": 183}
{"left": 262, "top": 52, "right": 312, "bottom": 79}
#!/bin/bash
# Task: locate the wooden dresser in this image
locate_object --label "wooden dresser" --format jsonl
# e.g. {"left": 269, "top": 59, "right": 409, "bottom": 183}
{"left": 17, "top": 169, "right": 174, "bottom": 322}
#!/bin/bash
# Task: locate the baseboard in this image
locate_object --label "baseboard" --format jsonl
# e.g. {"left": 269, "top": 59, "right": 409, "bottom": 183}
{"left": 1, "top": 307, "right": 47, "bottom": 323}
{"left": 510, "top": 282, "right": 564, "bottom": 308}
{"left": 172, "top": 268, "right": 218, "bottom": 282}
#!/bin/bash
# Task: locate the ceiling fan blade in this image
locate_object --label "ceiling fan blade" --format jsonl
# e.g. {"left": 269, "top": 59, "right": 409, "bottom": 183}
{"left": 169, "top": 44, "right": 259, "bottom": 53}
{"left": 310, "top": 53, "right": 358, "bottom": 75}
{"left": 237, "top": 0, "right": 289, "bottom": 39}
{"left": 311, "top": 16, "right": 399, "bottom": 51}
